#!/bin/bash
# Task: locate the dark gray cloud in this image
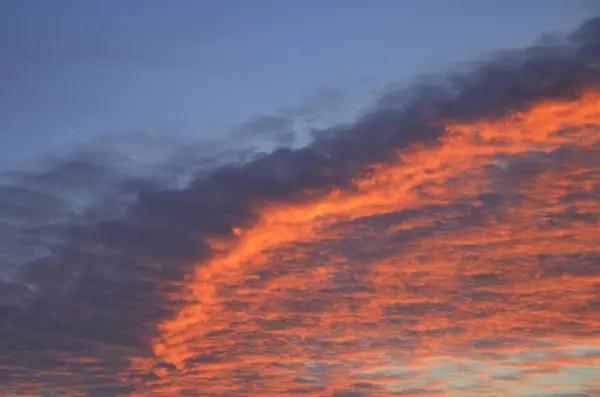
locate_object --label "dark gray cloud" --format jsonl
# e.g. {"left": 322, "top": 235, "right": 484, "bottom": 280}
{"left": 234, "top": 115, "right": 297, "bottom": 146}
{"left": 233, "top": 87, "right": 352, "bottom": 148}
{"left": 1, "top": 16, "right": 600, "bottom": 396}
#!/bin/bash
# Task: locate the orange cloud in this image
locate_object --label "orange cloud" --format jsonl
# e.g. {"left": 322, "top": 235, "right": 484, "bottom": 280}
{"left": 117, "top": 91, "right": 600, "bottom": 396}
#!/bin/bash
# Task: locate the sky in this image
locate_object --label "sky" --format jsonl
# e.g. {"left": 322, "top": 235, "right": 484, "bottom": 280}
{"left": 0, "top": 0, "right": 598, "bottom": 169}
{"left": 1, "top": 1, "right": 600, "bottom": 397}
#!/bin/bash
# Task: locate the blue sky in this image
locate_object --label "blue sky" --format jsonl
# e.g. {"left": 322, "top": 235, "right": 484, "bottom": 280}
{"left": 1, "top": 0, "right": 596, "bottom": 169}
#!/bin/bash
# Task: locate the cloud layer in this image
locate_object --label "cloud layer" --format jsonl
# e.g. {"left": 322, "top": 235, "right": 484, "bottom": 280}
{"left": 1, "top": 16, "right": 600, "bottom": 397}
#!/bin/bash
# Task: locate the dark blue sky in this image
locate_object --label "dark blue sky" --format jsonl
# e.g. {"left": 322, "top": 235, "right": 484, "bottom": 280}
{"left": 1, "top": 0, "right": 596, "bottom": 169}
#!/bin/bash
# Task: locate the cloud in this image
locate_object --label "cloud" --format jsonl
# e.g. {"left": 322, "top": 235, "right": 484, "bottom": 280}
{"left": 233, "top": 87, "right": 353, "bottom": 148}
{"left": 1, "top": 16, "right": 600, "bottom": 397}
{"left": 234, "top": 115, "right": 297, "bottom": 146}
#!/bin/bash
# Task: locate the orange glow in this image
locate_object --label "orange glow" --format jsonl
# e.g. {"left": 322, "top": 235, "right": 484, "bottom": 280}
{"left": 121, "top": 90, "right": 600, "bottom": 395}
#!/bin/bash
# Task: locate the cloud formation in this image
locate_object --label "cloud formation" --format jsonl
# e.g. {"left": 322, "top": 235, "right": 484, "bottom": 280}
{"left": 2, "top": 16, "right": 600, "bottom": 397}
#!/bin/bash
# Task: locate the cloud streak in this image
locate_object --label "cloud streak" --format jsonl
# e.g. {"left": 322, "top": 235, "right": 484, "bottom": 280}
{"left": 2, "top": 16, "right": 600, "bottom": 397}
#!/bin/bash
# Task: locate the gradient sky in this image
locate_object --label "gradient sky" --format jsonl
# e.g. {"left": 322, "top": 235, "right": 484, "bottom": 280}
{"left": 1, "top": 0, "right": 597, "bottom": 169}
{"left": 1, "top": 2, "right": 600, "bottom": 397}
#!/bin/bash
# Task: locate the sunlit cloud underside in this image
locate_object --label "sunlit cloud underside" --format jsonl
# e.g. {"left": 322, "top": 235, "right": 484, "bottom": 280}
{"left": 114, "top": 91, "right": 600, "bottom": 396}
